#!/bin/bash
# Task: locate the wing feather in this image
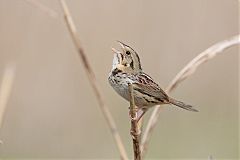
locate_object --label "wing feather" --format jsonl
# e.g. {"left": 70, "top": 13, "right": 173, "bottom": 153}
{"left": 132, "top": 73, "right": 169, "bottom": 103}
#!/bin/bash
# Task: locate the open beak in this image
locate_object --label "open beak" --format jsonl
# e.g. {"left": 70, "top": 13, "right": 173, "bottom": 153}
{"left": 111, "top": 47, "right": 119, "bottom": 54}
{"left": 112, "top": 41, "right": 128, "bottom": 53}
{"left": 111, "top": 41, "right": 128, "bottom": 63}
{"left": 117, "top": 41, "right": 127, "bottom": 53}
{"left": 117, "top": 40, "right": 125, "bottom": 48}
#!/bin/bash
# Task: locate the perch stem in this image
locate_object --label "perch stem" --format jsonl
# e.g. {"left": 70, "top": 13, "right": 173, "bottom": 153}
{"left": 141, "top": 35, "right": 240, "bottom": 157}
{"left": 59, "top": 0, "right": 128, "bottom": 159}
{"left": 128, "top": 84, "right": 142, "bottom": 160}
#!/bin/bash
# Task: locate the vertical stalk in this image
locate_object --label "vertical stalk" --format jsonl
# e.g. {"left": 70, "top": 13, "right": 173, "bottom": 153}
{"left": 128, "top": 84, "right": 141, "bottom": 160}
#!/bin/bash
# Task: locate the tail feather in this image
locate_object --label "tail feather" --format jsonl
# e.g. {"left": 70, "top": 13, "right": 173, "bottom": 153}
{"left": 169, "top": 98, "right": 198, "bottom": 112}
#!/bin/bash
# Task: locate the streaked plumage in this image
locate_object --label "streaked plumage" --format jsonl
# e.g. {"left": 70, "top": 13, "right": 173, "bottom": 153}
{"left": 108, "top": 41, "right": 198, "bottom": 114}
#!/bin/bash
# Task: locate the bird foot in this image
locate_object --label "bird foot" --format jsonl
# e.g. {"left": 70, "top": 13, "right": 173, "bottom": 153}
{"left": 128, "top": 108, "right": 147, "bottom": 122}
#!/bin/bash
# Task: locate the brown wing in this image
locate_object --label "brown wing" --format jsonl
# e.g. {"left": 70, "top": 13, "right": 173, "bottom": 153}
{"left": 132, "top": 73, "right": 170, "bottom": 103}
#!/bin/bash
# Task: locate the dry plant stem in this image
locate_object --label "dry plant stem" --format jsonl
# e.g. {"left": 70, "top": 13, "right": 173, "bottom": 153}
{"left": 166, "top": 35, "right": 240, "bottom": 92}
{"left": 58, "top": 1, "right": 128, "bottom": 160}
{"left": 0, "top": 65, "right": 16, "bottom": 144}
{"left": 128, "top": 84, "right": 142, "bottom": 160}
{"left": 141, "top": 35, "right": 240, "bottom": 156}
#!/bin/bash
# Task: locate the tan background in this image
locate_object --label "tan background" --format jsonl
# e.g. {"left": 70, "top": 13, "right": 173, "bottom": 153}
{"left": 0, "top": 0, "right": 239, "bottom": 159}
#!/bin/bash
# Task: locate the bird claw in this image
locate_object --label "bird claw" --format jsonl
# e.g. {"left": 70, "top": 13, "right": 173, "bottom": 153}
{"left": 129, "top": 109, "right": 147, "bottom": 122}
{"left": 129, "top": 111, "right": 138, "bottom": 121}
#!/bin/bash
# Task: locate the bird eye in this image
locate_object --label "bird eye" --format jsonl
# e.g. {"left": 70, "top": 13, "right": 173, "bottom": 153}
{"left": 126, "top": 51, "right": 131, "bottom": 55}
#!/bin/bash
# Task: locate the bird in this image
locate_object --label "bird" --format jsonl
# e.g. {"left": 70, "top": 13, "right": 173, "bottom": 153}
{"left": 108, "top": 41, "right": 198, "bottom": 121}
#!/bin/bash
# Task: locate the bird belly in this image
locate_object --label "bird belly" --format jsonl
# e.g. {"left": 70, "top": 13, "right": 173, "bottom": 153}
{"left": 108, "top": 74, "right": 157, "bottom": 107}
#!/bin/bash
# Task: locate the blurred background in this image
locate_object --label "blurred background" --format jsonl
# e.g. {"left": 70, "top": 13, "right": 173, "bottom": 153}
{"left": 0, "top": 0, "right": 239, "bottom": 159}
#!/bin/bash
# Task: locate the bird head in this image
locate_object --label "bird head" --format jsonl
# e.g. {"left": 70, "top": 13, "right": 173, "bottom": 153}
{"left": 111, "top": 41, "right": 142, "bottom": 74}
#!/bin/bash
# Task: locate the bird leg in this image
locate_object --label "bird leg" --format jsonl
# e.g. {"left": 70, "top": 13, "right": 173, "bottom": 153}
{"left": 129, "top": 107, "right": 147, "bottom": 122}
{"left": 129, "top": 108, "right": 138, "bottom": 121}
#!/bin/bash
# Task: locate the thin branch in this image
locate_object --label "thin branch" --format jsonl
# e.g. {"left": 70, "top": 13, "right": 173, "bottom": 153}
{"left": 24, "top": 0, "right": 58, "bottom": 18}
{"left": 128, "top": 84, "right": 142, "bottom": 160}
{"left": 0, "top": 64, "right": 16, "bottom": 144}
{"left": 167, "top": 35, "right": 240, "bottom": 92}
{"left": 58, "top": 1, "right": 128, "bottom": 160}
{"left": 141, "top": 35, "right": 240, "bottom": 156}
